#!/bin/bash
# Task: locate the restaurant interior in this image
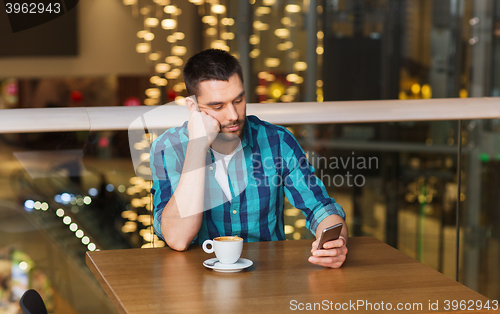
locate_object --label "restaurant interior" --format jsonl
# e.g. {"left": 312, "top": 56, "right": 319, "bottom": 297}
{"left": 1, "top": 0, "right": 500, "bottom": 313}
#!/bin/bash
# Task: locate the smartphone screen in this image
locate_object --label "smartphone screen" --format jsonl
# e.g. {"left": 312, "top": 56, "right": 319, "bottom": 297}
{"left": 317, "top": 223, "right": 343, "bottom": 250}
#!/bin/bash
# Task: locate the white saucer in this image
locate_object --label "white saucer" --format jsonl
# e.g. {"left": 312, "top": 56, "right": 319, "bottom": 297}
{"left": 203, "top": 258, "right": 253, "bottom": 273}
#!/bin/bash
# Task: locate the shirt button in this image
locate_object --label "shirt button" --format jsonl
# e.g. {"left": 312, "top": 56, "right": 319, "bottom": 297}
{"left": 232, "top": 210, "right": 237, "bottom": 214}
{"left": 209, "top": 166, "right": 213, "bottom": 171}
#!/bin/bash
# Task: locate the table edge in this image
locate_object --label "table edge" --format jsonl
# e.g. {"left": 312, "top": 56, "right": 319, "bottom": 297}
{"left": 86, "top": 251, "right": 129, "bottom": 314}
{"left": 85, "top": 237, "right": 499, "bottom": 314}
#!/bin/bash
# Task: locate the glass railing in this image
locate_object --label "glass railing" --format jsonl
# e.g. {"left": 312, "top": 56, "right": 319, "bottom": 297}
{"left": 0, "top": 99, "right": 499, "bottom": 313}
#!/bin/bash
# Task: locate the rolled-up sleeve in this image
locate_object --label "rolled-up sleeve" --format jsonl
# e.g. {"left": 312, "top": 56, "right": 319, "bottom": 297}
{"left": 281, "top": 129, "right": 345, "bottom": 236}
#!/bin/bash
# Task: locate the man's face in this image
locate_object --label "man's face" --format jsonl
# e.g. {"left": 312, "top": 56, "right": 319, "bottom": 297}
{"left": 195, "top": 73, "right": 246, "bottom": 141}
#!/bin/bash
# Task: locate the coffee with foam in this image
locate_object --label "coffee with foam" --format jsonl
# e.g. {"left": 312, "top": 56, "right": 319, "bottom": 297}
{"left": 214, "top": 236, "right": 243, "bottom": 242}
{"left": 203, "top": 236, "right": 243, "bottom": 264}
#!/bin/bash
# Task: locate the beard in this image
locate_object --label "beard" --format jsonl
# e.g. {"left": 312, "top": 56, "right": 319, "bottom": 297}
{"left": 217, "top": 119, "right": 245, "bottom": 142}
{"left": 216, "top": 132, "right": 240, "bottom": 142}
{"left": 211, "top": 119, "right": 245, "bottom": 154}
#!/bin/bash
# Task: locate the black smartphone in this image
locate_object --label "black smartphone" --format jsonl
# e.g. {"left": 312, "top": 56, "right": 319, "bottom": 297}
{"left": 317, "top": 223, "right": 343, "bottom": 250}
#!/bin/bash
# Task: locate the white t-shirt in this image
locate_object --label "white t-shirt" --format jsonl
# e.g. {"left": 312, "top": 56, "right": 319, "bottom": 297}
{"left": 211, "top": 149, "right": 235, "bottom": 202}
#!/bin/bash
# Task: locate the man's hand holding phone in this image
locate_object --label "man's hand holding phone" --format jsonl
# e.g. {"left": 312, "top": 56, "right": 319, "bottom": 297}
{"left": 309, "top": 223, "right": 348, "bottom": 268}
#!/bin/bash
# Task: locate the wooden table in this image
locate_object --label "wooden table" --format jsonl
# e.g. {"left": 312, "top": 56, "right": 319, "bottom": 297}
{"left": 86, "top": 237, "right": 498, "bottom": 313}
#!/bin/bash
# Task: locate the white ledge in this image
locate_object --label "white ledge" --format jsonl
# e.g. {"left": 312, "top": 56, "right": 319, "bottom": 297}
{"left": 1, "top": 98, "right": 499, "bottom": 133}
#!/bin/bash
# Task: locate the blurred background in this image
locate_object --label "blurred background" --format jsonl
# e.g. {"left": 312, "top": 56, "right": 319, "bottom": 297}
{"left": 1, "top": 0, "right": 500, "bottom": 313}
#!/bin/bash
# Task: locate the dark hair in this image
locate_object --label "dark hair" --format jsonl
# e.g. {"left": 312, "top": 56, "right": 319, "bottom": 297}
{"left": 183, "top": 49, "right": 244, "bottom": 97}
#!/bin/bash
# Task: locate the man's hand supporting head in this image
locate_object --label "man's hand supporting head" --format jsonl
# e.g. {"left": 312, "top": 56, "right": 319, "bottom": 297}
{"left": 161, "top": 99, "right": 221, "bottom": 251}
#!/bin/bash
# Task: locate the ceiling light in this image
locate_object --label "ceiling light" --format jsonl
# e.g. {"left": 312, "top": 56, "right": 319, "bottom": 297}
{"left": 173, "top": 57, "right": 183, "bottom": 66}
{"left": 275, "top": 28, "right": 289, "bottom": 38}
{"left": 286, "top": 74, "right": 299, "bottom": 82}
{"left": 156, "top": 78, "right": 168, "bottom": 86}
{"left": 137, "top": 30, "right": 148, "bottom": 38}
{"left": 222, "top": 32, "right": 235, "bottom": 40}
{"left": 172, "top": 46, "right": 187, "bottom": 56}
{"left": 144, "top": 18, "right": 159, "bottom": 27}
{"left": 249, "top": 49, "right": 260, "bottom": 58}
{"left": 255, "top": 6, "right": 271, "bottom": 16}
{"left": 145, "top": 88, "right": 161, "bottom": 98}
{"left": 155, "top": 63, "right": 171, "bottom": 73}
{"left": 167, "top": 35, "right": 177, "bottom": 43}
{"left": 202, "top": 16, "right": 217, "bottom": 26}
{"left": 144, "top": 98, "right": 158, "bottom": 106}
{"left": 294, "top": 62, "right": 307, "bottom": 71}
{"left": 253, "top": 21, "right": 269, "bottom": 31}
{"left": 173, "top": 32, "right": 185, "bottom": 40}
{"left": 285, "top": 4, "right": 301, "bottom": 13}
{"left": 150, "top": 76, "right": 160, "bottom": 84}
{"left": 206, "top": 27, "right": 217, "bottom": 36}
{"left": 164, "top": 5, "right": 177, "bottom": 14}
{"left": 249, "top": 35, "right": 260, "bottom": 45}
{"left": 136, "top": 43, "right": 151, "bottom": 53}
{"left": 149, "top": 53, "right": 161, "bottom": 61}
{"left": 166, "top": 69, "right": 181, "bottom": 79}
{"left": 210, "top": 40, "right": 227, "bottom": 50}
{"left": 144, "top": 32, "right": 155, "bottom": 41}
{"left": 161, "top": 19, "right": 177, "bottom": 29}
{"left": 221, "top": 18, "right": 235, "bottom": 26}
{"left": 211, "top": 4, "right": 226, "bottom": 14}
{"left": 173, "top": 83, "right": 185, "bottom": 92}
{"left": 165, "top": 56, "right": 177, "bottom": 63}
{"left": 265, "top": 58, "right": 280, "bottom": 67}
{"left": 262, "top": 0, "right": 276, "bottom": 5}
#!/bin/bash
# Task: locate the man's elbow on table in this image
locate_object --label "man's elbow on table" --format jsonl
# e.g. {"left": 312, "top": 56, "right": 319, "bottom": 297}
{"left": 164, "top": 235, "right": 191, "bottom": 251}
{"left": 162, "top": 226, "right": 192, "bottom": 251}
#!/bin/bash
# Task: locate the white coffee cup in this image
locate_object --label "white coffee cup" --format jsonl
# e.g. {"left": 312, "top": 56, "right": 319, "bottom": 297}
{"left": 202, "top": 236, "right": 243, "bottom": 264}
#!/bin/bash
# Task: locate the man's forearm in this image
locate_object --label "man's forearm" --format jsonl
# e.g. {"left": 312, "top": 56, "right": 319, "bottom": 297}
{"left": 161, "top": 141, "right": 208, "bottom": 251}
{"left": 315, "top": 215, "right": 348, "bottom": 243}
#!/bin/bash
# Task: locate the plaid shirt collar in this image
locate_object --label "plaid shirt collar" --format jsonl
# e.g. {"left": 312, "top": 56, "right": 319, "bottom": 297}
{"left": 241, "top": 116, "right": 254, "bottom": 149}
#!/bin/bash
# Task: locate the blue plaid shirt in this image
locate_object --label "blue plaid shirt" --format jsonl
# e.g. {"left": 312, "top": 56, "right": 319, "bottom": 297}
{"left": 150, "top": 115, "right": 345, "bottom": 245}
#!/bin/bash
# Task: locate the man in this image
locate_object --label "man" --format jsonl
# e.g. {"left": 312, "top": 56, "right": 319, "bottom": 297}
{"left": 150, "top": 49, "right": 348, "bottom": 268}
